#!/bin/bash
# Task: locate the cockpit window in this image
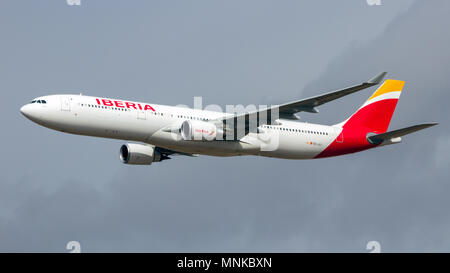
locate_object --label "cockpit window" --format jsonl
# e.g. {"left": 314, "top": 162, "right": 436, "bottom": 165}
{"left": 30, "top": 99, "right": 46, "bottom": 104}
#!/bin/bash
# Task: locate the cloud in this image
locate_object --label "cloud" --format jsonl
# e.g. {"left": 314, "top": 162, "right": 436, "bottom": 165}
{"left": 1, "top": 0, "right": 449, "bottom": 252}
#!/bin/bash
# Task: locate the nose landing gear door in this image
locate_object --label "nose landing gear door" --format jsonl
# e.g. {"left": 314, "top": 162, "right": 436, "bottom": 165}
{"left": 61, "top": 97, "right": 71, "bottom": 112}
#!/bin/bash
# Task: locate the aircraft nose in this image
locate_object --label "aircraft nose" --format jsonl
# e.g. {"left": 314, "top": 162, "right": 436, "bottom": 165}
{"left": 20, "top": 104, "right": 30, "bottom": 117}
{"left": 20, "top": 104, "right": 39, "bottom": 121}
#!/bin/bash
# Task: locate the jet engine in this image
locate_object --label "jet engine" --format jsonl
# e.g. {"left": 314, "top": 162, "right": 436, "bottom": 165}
{"left": 180, "top": 120, "right": 217, "bottom": 141}
{"left": 119, "top": 143, "right": 163, "bottom": 165}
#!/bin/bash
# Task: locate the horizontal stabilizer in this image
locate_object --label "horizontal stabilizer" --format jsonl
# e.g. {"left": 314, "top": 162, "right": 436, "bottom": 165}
{"left": 367, "top": 123, "right": 438, "bottom": 144}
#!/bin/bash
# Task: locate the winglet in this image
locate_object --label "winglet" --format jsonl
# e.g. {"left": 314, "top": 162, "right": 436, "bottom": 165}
{"left": 367, "top": 72, "right": 387, "bottom": 85}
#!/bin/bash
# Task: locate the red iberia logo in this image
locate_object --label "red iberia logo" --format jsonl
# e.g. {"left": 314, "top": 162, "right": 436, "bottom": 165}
{"left": 96, "top": 98, "right": 155, "bottom": 111}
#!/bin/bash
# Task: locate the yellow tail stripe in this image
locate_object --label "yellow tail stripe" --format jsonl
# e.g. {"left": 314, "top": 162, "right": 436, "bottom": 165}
{"left": 368, "top": 79, "right": 405, "bottom": 101}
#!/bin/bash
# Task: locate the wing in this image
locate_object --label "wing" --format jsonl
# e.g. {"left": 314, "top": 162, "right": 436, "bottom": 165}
{"left": 278, "top": 71, "right": 387, "bottom": 116}
{"left": 367, "top": 123, "right": 438, "bottom": 145}
{"left": 155, "top": 147, "right": 198, "bottom": 158}
{"left": 215, "top": 72, "right": 387, "bottom": 140}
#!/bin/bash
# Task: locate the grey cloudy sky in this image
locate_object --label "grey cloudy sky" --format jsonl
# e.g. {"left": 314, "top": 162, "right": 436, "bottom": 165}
{"left": 0, "top": 0, "right": 448, "bottom": 252}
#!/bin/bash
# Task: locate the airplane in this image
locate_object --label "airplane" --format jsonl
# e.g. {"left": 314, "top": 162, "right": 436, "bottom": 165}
{"left": 20, "top": 72, "right": 437, "bottom": 165}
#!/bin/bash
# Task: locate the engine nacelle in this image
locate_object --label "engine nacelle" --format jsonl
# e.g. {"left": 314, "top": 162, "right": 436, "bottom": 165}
{"left": 181, "top": 120, "right": 217, "bottom": 141}
{"left": 119, "top": 143, "right": 162, "bottom": 165}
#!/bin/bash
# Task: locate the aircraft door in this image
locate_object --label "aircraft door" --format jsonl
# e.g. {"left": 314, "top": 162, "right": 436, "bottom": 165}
{"left": 137, "top": 110, "right": 146, "bottom": 120}
{"left": 334, "top": 127, "right": 344, "bottom": 143}
{"left": 61, "top": 97, "right": 71, "bottom": 111}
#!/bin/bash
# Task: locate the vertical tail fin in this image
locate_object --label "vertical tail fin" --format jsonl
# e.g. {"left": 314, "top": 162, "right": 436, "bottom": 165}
{"left": 338, "top": 79, "right": 405, "bottom": 133}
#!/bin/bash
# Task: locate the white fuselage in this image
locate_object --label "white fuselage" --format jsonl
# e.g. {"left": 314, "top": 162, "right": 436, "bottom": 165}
{"left": 21, "top": 94, "right": 340, "bottom": 159}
